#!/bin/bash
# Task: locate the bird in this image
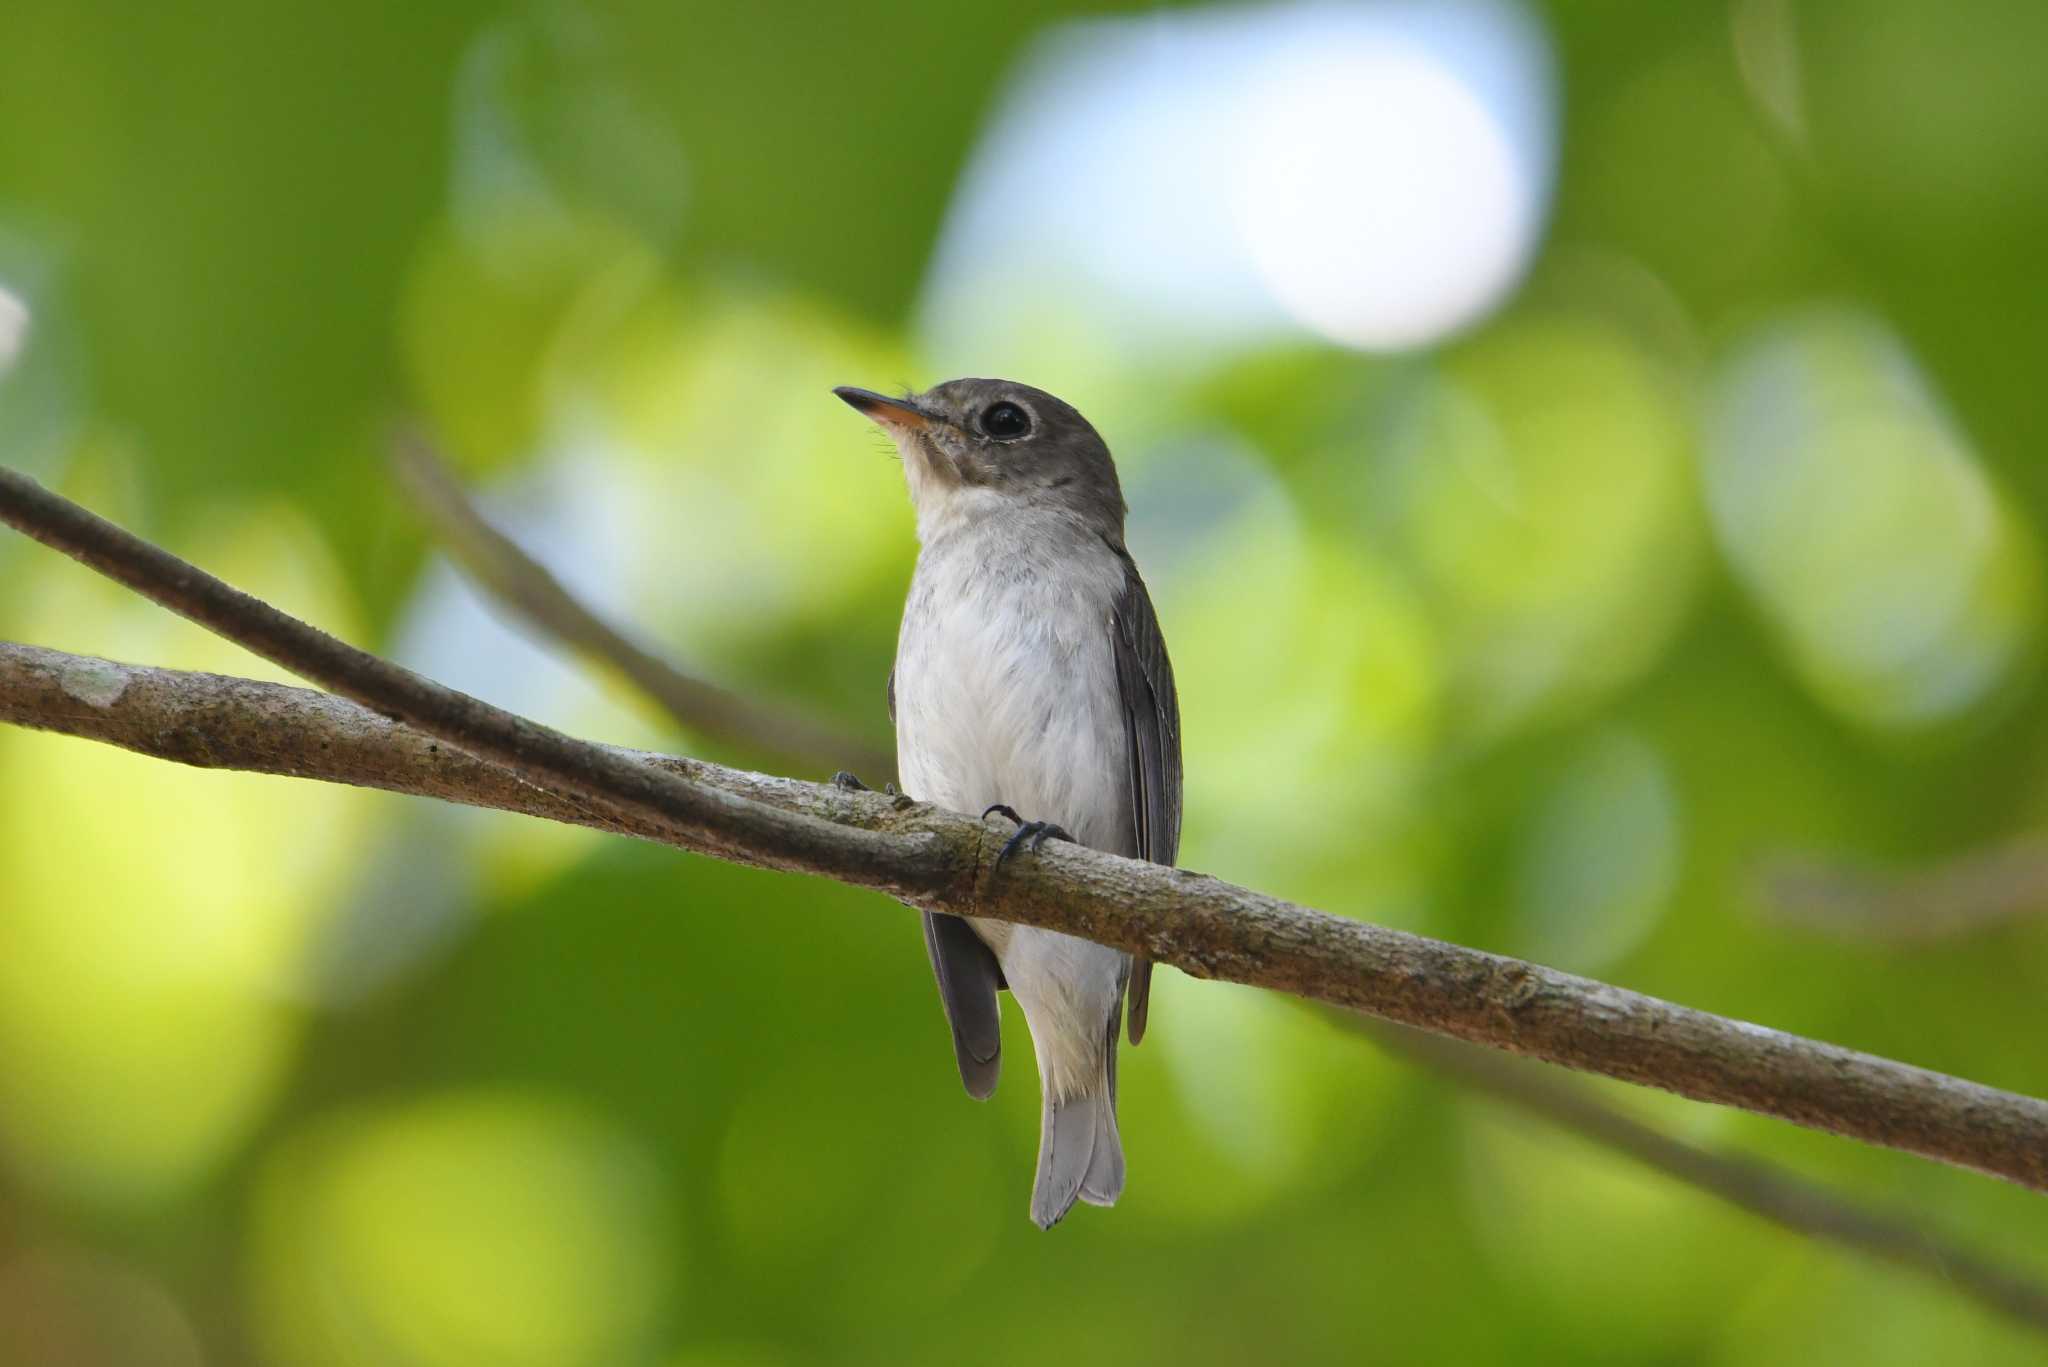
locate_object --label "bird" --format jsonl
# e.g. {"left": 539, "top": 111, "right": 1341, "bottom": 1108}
{"left": 834, "top": 377, "right": 1181, "bottom": 1229}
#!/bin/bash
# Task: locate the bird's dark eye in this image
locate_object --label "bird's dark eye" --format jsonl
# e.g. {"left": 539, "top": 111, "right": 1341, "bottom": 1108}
{"left": 979, "top": 401, "right": 1032, "bottom": 440}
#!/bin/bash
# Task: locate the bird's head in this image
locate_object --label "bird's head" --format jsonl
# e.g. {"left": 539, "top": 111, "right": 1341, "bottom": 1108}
{"left": 835, "top": 378, "right": 1126, "bottom": 540}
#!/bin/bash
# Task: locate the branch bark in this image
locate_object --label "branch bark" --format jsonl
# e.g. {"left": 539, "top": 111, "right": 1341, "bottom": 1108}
{"left": 4, "top": 465, "right": 2048, "bottom": 1200}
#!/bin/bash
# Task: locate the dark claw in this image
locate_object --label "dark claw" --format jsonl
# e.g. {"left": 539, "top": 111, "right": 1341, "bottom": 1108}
{"left": 982, "top": 803, "right": 1023, "bottom": 825}
{"left": 997, "top": 820, "right": 1073, "bottom": 868}
{"left": 831, "top": 771, "right": 868, "bottom": 791}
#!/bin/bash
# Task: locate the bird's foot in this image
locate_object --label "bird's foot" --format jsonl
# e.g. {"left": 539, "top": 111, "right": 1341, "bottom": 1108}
{"left": 993, "top": 816, "right": 1074, "bottom": 868}
{"left": 1000, "top": 821, "right": 1071, "bottom": 865}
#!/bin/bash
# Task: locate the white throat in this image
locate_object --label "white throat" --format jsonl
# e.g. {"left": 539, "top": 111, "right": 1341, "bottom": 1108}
{"left": 889, "top": 430, "right": 1003, "bottom": 546}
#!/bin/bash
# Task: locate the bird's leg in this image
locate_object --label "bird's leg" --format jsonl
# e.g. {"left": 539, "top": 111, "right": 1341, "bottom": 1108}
{"left": 980, "top": 803, "right": 1074, "bottom": 868}
{"left": 1000, "top": 822, "right": 1071, "bottom": 864}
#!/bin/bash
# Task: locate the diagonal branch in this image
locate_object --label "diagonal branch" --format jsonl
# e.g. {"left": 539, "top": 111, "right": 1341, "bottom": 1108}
{"left": 0, "top": 641, "right": 884, "bottom": 847}
{"left": 4, "top": 466, "right": 2048, "bottom": 1200}
{"left": 12, "top": 638, "right": 2048, "bottom": 1333}
{"left": 391, "top": 432, "right": 895, "bottom": 779}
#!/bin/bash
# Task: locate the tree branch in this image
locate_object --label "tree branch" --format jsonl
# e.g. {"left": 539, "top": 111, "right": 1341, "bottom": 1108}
{"left": 17, "top": 648, "right": 2048, "bottom": 1333}
{"left": 0, "top": 641, "right": 890, "bottom": 847}
{"left": 390, "top": 432, "right": 895, "bottom": 780}
{"left": 4, "top": 465, "right": 2048, "bottom": 1200}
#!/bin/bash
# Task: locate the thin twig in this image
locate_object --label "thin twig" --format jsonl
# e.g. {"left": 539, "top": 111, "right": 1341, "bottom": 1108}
{"left": 391, "top": 431, "right": 895, "bottom": 779}
{"left": 1359, "top": 1019, "right": 2048, "bottom": 1334}
{"left": 4, "top": 467, "right": 2048, "bottom": 1198}
{"left": 1762, "top": 839, "right": 2048, "bottom": 943}
{"left": 0, "top": 469, "right": 938, "bottom": 892}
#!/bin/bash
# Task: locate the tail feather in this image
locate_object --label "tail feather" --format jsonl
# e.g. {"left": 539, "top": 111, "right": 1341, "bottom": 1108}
{"left": 1031, "top": 1091, "right": 1123, "bottom": 1228}
{"left": 1029, "top": 1017, "right": 1124, "bottom": 1229}
{"left": 1078, "top": 1101, "right": 1124, "bottom": 1207}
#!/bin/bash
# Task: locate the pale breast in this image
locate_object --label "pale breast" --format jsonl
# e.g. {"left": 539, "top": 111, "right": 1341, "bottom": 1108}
{"left": 893, "top": 511, "right": 1135, "bottom": 859}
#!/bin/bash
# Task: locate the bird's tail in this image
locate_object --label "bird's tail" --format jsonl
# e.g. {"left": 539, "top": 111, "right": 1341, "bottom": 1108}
{"left": 1029, "top": 1017, "right": 1123, "bottom": 1229}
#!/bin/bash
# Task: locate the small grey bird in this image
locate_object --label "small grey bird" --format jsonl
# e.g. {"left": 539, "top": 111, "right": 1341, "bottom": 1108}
{"left": 835, "top": 378, "right": 1181, "bottom": 1229}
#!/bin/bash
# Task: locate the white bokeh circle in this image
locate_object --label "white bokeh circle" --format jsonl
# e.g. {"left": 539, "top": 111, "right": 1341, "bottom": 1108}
{"left": 1233, "top": 41, "right": 1539, "bottom": 350}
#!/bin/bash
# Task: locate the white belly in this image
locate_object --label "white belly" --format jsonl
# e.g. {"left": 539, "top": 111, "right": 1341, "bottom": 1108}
{"left": 893, "top": 532, "right": 1133, "bottom": 855}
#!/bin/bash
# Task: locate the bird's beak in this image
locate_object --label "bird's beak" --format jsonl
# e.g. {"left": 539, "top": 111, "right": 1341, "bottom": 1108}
{"left": 834, "top": 386, "right": 935, "bottom": 432}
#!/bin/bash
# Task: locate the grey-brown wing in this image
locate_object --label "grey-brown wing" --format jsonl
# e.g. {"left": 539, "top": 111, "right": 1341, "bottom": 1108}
{"left": 1108, "top": 548, "right": 1182, "bottom": 1045}
{"left": 922, "top": 910, "right": 1003, "bottom": 1098}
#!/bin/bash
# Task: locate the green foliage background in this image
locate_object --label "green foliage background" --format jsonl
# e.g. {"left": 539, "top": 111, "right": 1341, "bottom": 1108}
{"left": 2, "top": 1, "right": 2047, "bottom": 1363}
